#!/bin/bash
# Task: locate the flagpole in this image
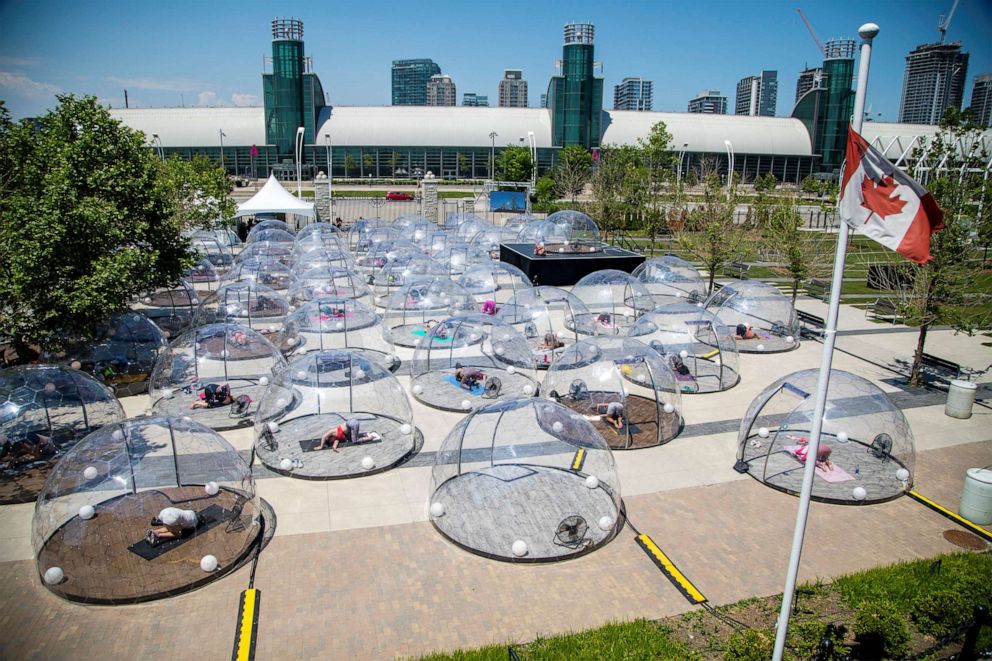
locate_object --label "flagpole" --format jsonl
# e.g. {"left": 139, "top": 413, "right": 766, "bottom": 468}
{"left": 770, "top": 22, "right": 879, "bottom": 661}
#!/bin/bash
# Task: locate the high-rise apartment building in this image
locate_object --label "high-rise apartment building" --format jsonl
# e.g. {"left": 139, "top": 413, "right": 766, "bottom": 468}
{"left": 462, "top": 92, "right": 489, "bottom": 107}
{"left": 426, "top": 74, "right": 456, "bottom": 106}
{"left": 795, "top": 67, "right": 822, "bottom": 105}
{"left": 546, "top": 22, "right": 605, "bottom": 148}
{"left": 687, "top": 90, "right": 727, "bottom": 114}
{"left": 899, "top": 41, "right": 969, "bottom": 124}
{"left": 540, "top": 93, "right": 547, "bottom": 108}
{"left": 498, "top": 70, "right": 528, "bottom": 107}
{"left": 391, "top": 58, "right": 441, "bottom": 106}
{"left": 613, "top": 77, "right": 653, "bottom": 111}
{"left": 969, "top": 73, "right": 992, "bottom": 126}
{"left": 735, "top": 70, "right": 777, "bottom": 116}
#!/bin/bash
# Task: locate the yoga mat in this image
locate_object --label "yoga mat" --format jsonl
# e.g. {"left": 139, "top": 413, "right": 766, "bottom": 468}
{"left": 443, "top": 374, "right": 484, "bottom": 395}
{"left": 410, "top": 329, "right": 453, "bottom": 343}
{"left": 298, "top": 433, "right": 383, "bottom": 452}
{"left": 127, "top": 504, "right": 230, "bottom": 561}
{"left": 815, "top": 465, "right": 854, "bottom": 482}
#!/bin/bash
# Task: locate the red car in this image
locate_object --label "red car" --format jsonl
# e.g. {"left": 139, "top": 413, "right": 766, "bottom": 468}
{"left": 385, "top": 191, "right": 415, "bottom": 201}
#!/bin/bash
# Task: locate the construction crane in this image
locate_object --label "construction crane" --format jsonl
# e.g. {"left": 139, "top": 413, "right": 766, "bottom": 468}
{"left": 797, "top": 8, "right": 824, "bottom": 56}
{"left": 938, "top": 0, "right": 960, "bottom": 43}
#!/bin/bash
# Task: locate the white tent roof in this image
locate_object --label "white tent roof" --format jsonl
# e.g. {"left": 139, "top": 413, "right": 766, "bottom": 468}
{"left": 236, "top": 174, "right": 316, "bottom": 218}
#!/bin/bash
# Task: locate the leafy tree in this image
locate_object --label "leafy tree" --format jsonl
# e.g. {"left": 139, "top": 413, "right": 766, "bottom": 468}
{"left": 362, "top": 153, "right": 375, "bottom": 177}
{"left": 389, "top": 151, "right": 400, "bottom": 175}
{"left": 589, "top": 145, "right": 646, "bottom": 239}
{"left": 638, "top": 122, "right": 675, "bottom": 250}
{"left": 534, "top": 176, "right": 557, "bottom": 208}
{"left": 457, "top": 153, "right": 470, "bottom": 178}
{"left": 495, "top": 144, "right": 533, "bottom": 183}
{"left": 0, "top": 95, "right": 192, "bottom": 356}
{"left": 158, "top": 154, "right": 235, "bottom": 231}
{"left": 344, "top": 154, "right": 356, "bottom": 177}
{"left": 762, "top": 202, "right": 829, "bottom": 303}
{"left": 553, "top": 145, "right": 592, "bottom": 201}
{"left": 754, "top": 172, "right": 778, "bottom": 192}
{"left": 675, "top": 175, "right": 751, "bottom": 294}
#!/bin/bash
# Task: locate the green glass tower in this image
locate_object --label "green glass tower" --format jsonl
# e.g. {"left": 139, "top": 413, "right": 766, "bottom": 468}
{"left": 547, "top": 23, "right": 604, "bottom": 149}
{"left": 262, "top": 18, "right": 326, "bottom": 159}
{"left": 792, "top": 39, "right": 855, "bottom": 174}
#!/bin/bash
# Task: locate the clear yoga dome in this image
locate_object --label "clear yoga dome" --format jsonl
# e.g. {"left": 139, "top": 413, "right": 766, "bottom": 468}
{"left": 570, "top": 270, "right": 656, "bottom": 335}
{"left": 409, "top": 314, "right": 539, "bottom": 412}
{"left": 369, "top": 254, "right": 437, "bottom": 307}
{"left": 628, "top": 305, "right": 740, "bottom": 394}
{"left": 704, "top": 280, "right": 799, "bottom": 353}
{"left": 224, "top": 257, "right": 298, "bottom": 292}
{"left": 288, "top": 267, "right": 372, "bottom": 307}
{"left": 296, "top": 221, "right": 343, "bottom": 245}
{"left": 382, "top": 277, "right": 477, "bottom": 349}
{"left": 355, "top": 239, "right": 420, "bottom": 273}
{"left": 542, "top": 337, "right": 683, "bottom": 450}
{"left": 253, "top": 351, "right": 417, "bottom": 479}
{"left": 430, "top": 398, "right": 621, "bottom": 562}
{"left": 469, "top": 225, "right": 518, "bottom": 259}
{"left": 346, "top": 217, "right": 388, "bottom": 251}
{"left": 0, "top": 365, "right": 125, "bottom": 505}
{"left": 190, "top": 231, "right": 235, "bottom": 272}
{"left": 516, "top": 220, "right": 570, "bottom": 250}
{"left": 134, "top": 279, "right": 199, "bottom": 339}
{"left": 251, "top": 219, "right": 294, "bottom": 235}
{"left": 431, "top": 243, "right": 490, "bottom": 277}
{"left": 457, "top": 261, "right": 531, "bottom": 306}
{"left": 234, "top": 241, "right": 293, "bottom": 267}
{"left": 632, "top": 256, "right": 707, "bottom": 306}
{"left": 32, "top": 416, "right": 262, "bottom": 604}
{"left": 285, "top": 297, "right": 397, "bottom": 370}
{"left": 292, "top": 239, "right": 355, "bottom": 273}
{"left": 497, "top": 286, "right": 594, "bottom": 369}
{"left": 193, "top": 282, "right": 298, "bottom": 355}
{"left": 149, "top": 323, "right": 288, "bottom": 430}
{"left": 59, "top": 312, "right": 169, "bottom": 396}
{"left": 734, "top": 369, "right": 915, "bottom": 504}
{"left": 545, "top": 210, "right": 602, "bottom": 249}
{"left": 185, "top": 256, "right": 222, "bottom": 294}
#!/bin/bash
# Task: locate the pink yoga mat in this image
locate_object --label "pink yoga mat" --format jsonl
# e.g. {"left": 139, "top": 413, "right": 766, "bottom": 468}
{"left": 784, "top": 445, "right": 854, "bottom": 482}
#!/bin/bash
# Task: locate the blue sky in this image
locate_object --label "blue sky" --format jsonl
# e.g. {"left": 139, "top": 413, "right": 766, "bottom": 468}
{"left": 1, "top": 0, "right": 990, "bottom": 122}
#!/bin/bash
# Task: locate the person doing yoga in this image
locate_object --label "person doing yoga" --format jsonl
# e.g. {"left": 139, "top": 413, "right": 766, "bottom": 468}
{"left": 316, "top": 418, "right": 374, "bottom": 452}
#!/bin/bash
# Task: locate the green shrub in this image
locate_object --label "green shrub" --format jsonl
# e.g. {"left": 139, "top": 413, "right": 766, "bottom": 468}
{"left": 853, "top": 600, "right": 909, "bottom": 659}
{"left": 912, "top": 590, "right": 972, "bottom": 639}
{"left": 723, "top": 628, "right": 774, "bottom": 661}
{"left": 787, "top": 620, "right": 849, "bottom": 659}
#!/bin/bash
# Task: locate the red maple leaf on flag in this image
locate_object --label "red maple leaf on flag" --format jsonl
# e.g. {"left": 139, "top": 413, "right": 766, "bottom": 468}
{"left": 860, "top": 174, "right": 907, "bottom": 221}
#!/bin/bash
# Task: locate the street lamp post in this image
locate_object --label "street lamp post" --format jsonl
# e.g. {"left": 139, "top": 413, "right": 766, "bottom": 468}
{"left": 723, "top": 139, "right": 735, "bottom": 201}
{"left": 151, "top": 133, "right": 164, "bottom": 160}
{"left": 219, "top": 129, "right": 227, "bottom": 173}
{"left": 527, "top": 131, "right": 537, "bottom": 184}
{"left": 677, "top": 142, "right": 688, "bottom": 184}
{"left": 295, "top": 127, "right": 306, "bottom": 197}
{"left": 324, "top": 133, "right": 333, "bottom": 215}
{"left": 489, "top": 131, "right": 498, "bottom": 180}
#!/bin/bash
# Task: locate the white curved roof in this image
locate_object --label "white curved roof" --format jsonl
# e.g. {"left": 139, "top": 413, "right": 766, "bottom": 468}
{"left": 317, "top": 106, "right": 554, "bottom": 148}
{"left": 109, "top": 107, "right": 265, "bottom": 148}
{"left": 602, "top": 111, "right": 813, "bottom": 156}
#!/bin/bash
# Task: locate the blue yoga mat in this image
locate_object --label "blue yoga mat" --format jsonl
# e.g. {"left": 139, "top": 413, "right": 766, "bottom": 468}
{"left": 410, "top": 329, "right": 453, "bottom": 343}
{"left": 443, "top": 374, "right": 484, "bottom": 395}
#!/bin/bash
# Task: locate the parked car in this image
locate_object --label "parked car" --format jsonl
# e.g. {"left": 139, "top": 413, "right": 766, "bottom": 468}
{"left": 386, "top": 191, "right": 415, "bottom": 201}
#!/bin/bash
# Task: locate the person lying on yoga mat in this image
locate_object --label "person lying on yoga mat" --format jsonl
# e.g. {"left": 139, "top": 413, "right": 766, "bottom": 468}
{"left": 424, "top": 320, "right": 448, "bottom": 339}
{"left": 594, "top": 401, "right": 625, "bottom": 429}
{"left": 670, "top": 354, "right": 691, "bottom": 376}
{"left": 455, "top": 365, "right": 485, "bottom": 390}
{"left": 315, "top": 418, "right": 374, "bottom": 451}
{"left": 539, "top": 332, "right": 564, "bottom": 350}
{"left": 596, "top": 313, "right": 614, "bottom": 329}
{"left": 146, "top": 507, "right": 199, "bottom": 547}
{"left": 190, "top": 383, "right": 233, "bottom": 409}
{"left": 794, "top": 440, "right": 836, "bottom": 472}
{"left": 735, "top": 323, "right": 757, "bottom": 340}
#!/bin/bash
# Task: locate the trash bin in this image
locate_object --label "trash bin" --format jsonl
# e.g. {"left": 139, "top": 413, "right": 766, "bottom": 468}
{"left": 960, "top": 468, "right": 992, "bottom": 525}
{"left": 945, "top": 379, "right": 978, "bottom": 419}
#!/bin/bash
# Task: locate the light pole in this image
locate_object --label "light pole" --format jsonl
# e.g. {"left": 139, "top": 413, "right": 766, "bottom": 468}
{"left": 527, "top": 131, "right": 537, "bottom": 184}
{"left": 151, "top": 133, "right": 164, "bottom": 160}
{"left": 219, "top": 129, "right": 226, "bottom": 173}
{"left": 489, "top": 131, "right": 498, "bottom": 180}
{"left": 677, "top": 142, "right": 688, "bottom": 184}
{"left": 324, "top": 133, "right": 333, "bottom": 214}
{"left": 295, "top": 127, "right": 306, "bottom": 197}
{"left": 723, "top": 139, "right": 735, "bottom": 201}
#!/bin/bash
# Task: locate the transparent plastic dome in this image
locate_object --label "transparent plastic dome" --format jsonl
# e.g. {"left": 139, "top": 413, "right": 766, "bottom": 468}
{"left": 354, "top": 226, "right": 400, "bottom": 255}
{"left": 458, "top": 261, "right": 532, "bottom": 305}
{"left": 185, "top": 256, "right": 222, "bottom": 294}
{"left": 628, "top": 305, "right": 740, "bottom": 394}
{"left": 252, "top": 219, "right": 294, "bottom": 235}
{"left": 234, "top": 241, "right": 293, "bottom": 266}
{"left": 504, "top": 213, "right": 539, "bottom": 233}
{"left": 32, "top": 416, "right": 261, "bottom": 604}
{"left": 632, "top": 256, "right": 707, "bottom": 306}
{"left": 355, "top": 239, "right": 420, "bottom": 274}
{"left": 296, "top": 222, "right": 343, "bottom": 245}
{"left": 190, "top": 231, "right": 235, "bottom": 272}
{"left": 704, "top": 280, "right": 800, "bottom": 353}
{"left": 570, "top": 270, "right": 656, "bottom": 335}
{"left": 735, "top": 369, "right": 915, "bottom": 504}
{"left": 246, "top": 227, "right": 295, "bottom": 245}
{"left": 546, "top": 210, "right": 602, "bottom": 247}
{"left": 541, "top": 337, "right": 683, "bottom": 449}
{"left": 454, "top": 216, "right": 492, "bottom": 242}
{"left": 58, "top": 312, "right": 169, "bottom": 396}
{"left": 193, "top": 282, "right": 299, "bottom": 354}
{"left": 370, "top": 254, "right": 437, "bottom": 306}
{"left": 223, "top": 257, "right": 298, "bottom": 292}
{"left": 285, "top": 297, "right": 397, "bottom": 370}
{"left": 346, "top": 217, "right": 388, "bottom": 251}
{"left": 422, "top": 229, "right": 454, "bottom": 257}
{"left": 409, "top": 314, "right": 539, "bottom": 412}
{"left": 516, "top": 219, "right": 570, "bottom": 248}
{"left": 469, "top": 225, "right": 518, "bottom": 259}
{"left": 149, "top": 323, "right": 288, "bottom": 430}
{"left": 291, "top": 242, "right": 355, "bottom": 273}
{"left": 430, "top": 398, "right": 621, "bottom": 561}
{"left": 444, "top": 212, "right": 485, "bottom": 231}
{"left": 399, "top": 217, "right": 435, "bottom": 245}
{"left": 382, "top": 277, "right": 477, "bottom": 348}
{"left": 135, "top": 279, "right": 199, "bottom": 339}
{"left": 289, "top": 267, "right": 371, "bottom": 307}
{"left": 433, "top": 243, "right": 491, "bottom": 277}
{"left": 0, "top": 365, "right": 124, "bottom": 505}
{"left": 204, "top": 227, "right": 242, "bottom": 250}
{"left": 496, "top": 286, "right": 594, "bottom": 369}
{"left": 253, "top": 351, "right": 416, "bottom": 479}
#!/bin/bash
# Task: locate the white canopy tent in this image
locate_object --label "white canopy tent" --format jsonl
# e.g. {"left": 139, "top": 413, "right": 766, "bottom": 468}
{"left": 236, "top": 174, "right": 316, "bottom": 219}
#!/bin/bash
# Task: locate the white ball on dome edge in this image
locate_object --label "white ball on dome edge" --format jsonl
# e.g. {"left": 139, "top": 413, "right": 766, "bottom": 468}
{"left": 663, "top": 403, "right": 675, "bottom": 414}
{"left": 507, "top": 366, "right": 516, "bottom": 374}
{"left": 361, "top": 456, "right": 375, "bottom": 470}
{"left": 758, "top": 427, "right": 769, "bottom": 438}
{"left": 523, "top": 384, "right": 534, "bottom": 395}
{"left": 205, "top": 481, "right": 220, "bottom": 496}
{"left": 111, "top": 429, "right": 124, "bottom": 442}
{"left": 836, "top": 431, "right": 849, "bottom": 443}
{"left": 70, "top": 360, "right": 82, "bottom": 370}
{"left": 552, "top": 421, "right": 564, "bottom": 433}
{"left": 279, "top": 458, "right": 293, "bottom": 471}
{"left": 896, "top": 468, "right": 910, "bottom": 482}
{"left": 585, "top": 475, "right": 600, "bottom": 489}
{"left": 556, "top": 330, "right": 566, "bottom": 339}
{"left": 43, "top": 567, "right": 64, "bottom": 585}
{"left": 83, "top": 466, "right": 98, "bottom": 480}
{"left": 598, "top": 516, "right": 614, "bottom": 531}
{"left": 430, "top": 502, "right": 445, "bottom": 517}
{"left": 679, "top": 350, "right": 689, "bottom": 359}
{"left": 200, "top": 555, "right": 219, "bottom": 572}
{"left": 756, "top": 344, "right": 765, "bottom": 351}
{"left": 511, "top": 540, "right": 528, "bottom": 557}
{"left": 786, "top": 336, "right": 794, "bottom": 343}
{"left": 461, "top": 399, "right": 472, "bottom": 410}
{"left": 852, "top": 486, "right": 867, "bottom": 501}
{"left": 412, "top": 384, "right": 423, "bottom": 395}
{"left": 78, "top": 505, "right": 95, "bottom": 520}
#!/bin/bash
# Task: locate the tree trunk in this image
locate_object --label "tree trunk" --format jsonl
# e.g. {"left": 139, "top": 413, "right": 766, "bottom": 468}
{"left": 909, "top": 322, "right": 930, "bottom": 387}
{"left": 707, "top": 267, "right": 716, "bottom": 296}
{"left": 791, "top": 278, "right": 799, "bottom": 305}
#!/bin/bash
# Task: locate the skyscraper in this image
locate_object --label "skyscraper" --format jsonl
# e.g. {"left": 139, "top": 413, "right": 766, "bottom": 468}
{"left": 613, "top": 77, "right": 653, "bottom": 111}
{"left": 426, "top": 74, "right": 456, "bottom": 106}
{"left": 546, "top": 23, "right": 605, "bottom": 148}
{"left": 498, "top": 70, "right": 528, "bottom": 108}
{"left": 262, "top": 18, "right": 326, "bottom": 158}
{"left": 969, "top": 73, "right": 992, "bottom": 126}
{"left": 791, "top": 38, "right": 855, "bottom": 172}
{"left": 463, "top": 92, "right": 489, "bottom": 107}
{"left": 392, "top": 59, "right": 441, "bottom": 106}
{"left": 795, "top": 67, "right": 823, "bottom": 106}
{"left": 735, "top": 71, "right": 778, "bottom": 116}
{"left": 687, "top": 90, "right": 727, "bottom": 114}
{"left": 899, "top": 41, "right": 969, "bottom": 125}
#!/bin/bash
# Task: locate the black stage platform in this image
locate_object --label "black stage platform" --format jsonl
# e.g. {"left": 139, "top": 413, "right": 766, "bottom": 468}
{"left": 499, "top": 243, "right": 646, "bottom": 287}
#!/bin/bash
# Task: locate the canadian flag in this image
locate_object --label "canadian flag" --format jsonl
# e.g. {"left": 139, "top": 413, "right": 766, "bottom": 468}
{"left": 838, "top": 126, "right": 944, "bottom": 264}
